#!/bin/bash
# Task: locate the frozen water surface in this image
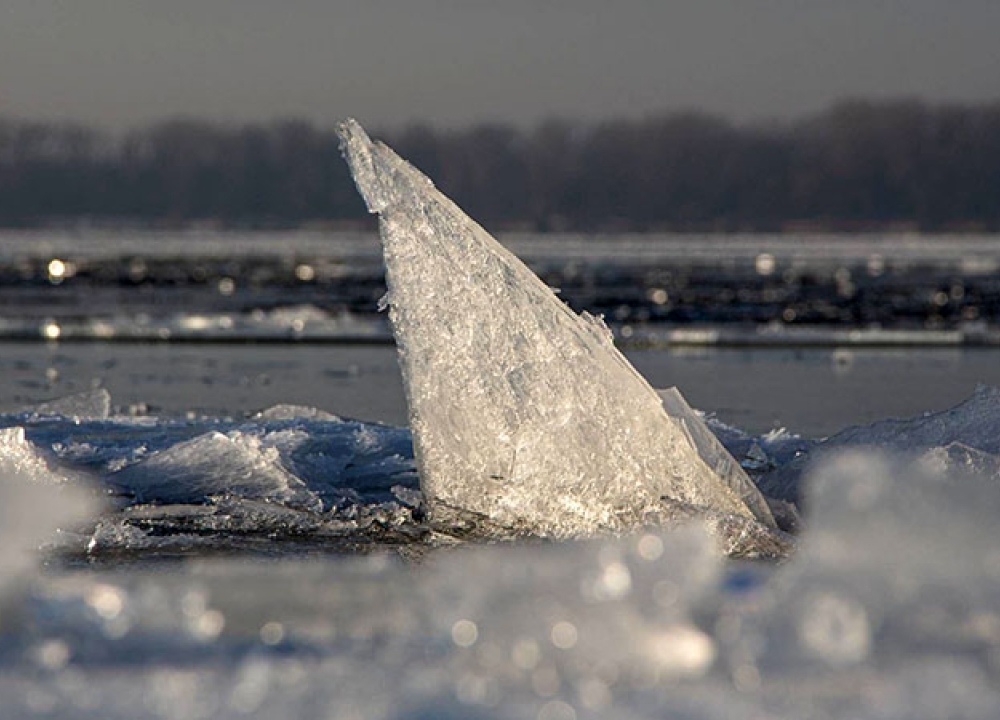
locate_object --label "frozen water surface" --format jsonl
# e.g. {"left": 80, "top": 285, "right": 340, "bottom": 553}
{"left": 1, "top": 122, "right": 1000, "bottom": 717}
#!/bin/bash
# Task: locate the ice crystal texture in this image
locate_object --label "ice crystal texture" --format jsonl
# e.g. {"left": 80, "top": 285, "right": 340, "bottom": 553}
{"left": 1, "top": 387, "right": 999, "bottom": 718}
{"left": 338, "top": 119, "right": 771, "bottom": 536}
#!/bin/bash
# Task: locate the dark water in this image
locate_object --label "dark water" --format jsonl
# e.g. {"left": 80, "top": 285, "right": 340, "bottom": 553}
{"left": 3, "top": 341, "right": 999, "bottom": 436}
{"left": 627, "top": 346, "right": 1000, "bottom": 436}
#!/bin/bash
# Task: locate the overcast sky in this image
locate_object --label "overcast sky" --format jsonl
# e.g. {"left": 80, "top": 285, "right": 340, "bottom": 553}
{"left": 2, "top": 1, "right": 999, "bottom": 131}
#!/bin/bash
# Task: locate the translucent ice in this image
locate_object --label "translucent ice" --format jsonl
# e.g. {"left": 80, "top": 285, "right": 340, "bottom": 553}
{"left": 732, "top": 450, "right": 1000, "bottom": 717}
{"left": 657, "top": 387, "right": 775, "bottom": 527}
{"left": 0, "top": 426, "right": 62, "bottom": 483}
{"left": 337, "top": 119, "right": 771, "bottom": 538}
{"left": 110, "top": 429, "right": 321, "bottom": 509}
{"left": 29, "top": 388, "right": 112, "bottom": 420}
{"left": 3, "top": 451, "right": 999, "bottom": 719}
{"left": 253, "top": 404, "right": 342, "bottom": 421}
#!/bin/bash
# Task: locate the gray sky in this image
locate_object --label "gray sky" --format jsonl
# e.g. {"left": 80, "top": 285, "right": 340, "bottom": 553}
{"left": 2, "top": 1, "right": 999, "bottom": 130}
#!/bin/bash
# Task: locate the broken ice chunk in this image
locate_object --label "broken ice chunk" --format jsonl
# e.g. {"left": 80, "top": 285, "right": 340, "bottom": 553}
{"left": 253, "top": 404, "right": 342, "bottom": 422}
{"left": 110, "top": 430, "right": 321, "bottom": 510}
{"left": 759, "top": 384, "right": 1000, "bottom": 503}
{"left": 28, "top": 388, "right": 112, "bottom": 421}
{"left": 742, "top": 442, "right": 771, "bottom": 471}
{"left": 338, "top": 119, "right": 772, "bottom": 539}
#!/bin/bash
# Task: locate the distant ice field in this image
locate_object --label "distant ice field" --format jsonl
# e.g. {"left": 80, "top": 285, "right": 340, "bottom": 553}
{"left": 2, "top": 229, "right": 999, "bottom": 343}
{"left": 3, "top": 228, "right": 999, "bottom": 264}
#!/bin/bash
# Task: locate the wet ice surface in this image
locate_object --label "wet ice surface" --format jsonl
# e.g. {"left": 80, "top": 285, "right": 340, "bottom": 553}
{"left": 1, "top": 388, "right": 1000, "bottom": 718}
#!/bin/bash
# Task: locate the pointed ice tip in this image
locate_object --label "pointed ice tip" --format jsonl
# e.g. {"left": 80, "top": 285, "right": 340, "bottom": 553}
{"left": 337, "top": 118, "right": 436, "bottom": 215}
{"left": 336, "top": 118, "right": 385, "bottom": 214}
{"left": 336, "top": 118, "right": 371, "bottom": 157}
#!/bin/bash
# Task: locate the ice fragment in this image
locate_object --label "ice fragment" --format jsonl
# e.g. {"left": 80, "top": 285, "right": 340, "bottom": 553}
{"left": 338, "top": 119, "right": 770, "bottom": 537}
{"left": 29, "top": 388, "right": 112, "bottom": 421}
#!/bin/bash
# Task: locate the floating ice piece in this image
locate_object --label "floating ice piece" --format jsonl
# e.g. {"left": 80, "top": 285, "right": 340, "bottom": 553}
{"left": 658, "top": 388, "right": 775, "bottom": 527}
{"left": 0, "top": 426, "right": 61, "bottom": 484}
{"left": 338, "top": 119, "right": 772, "bottom": 538}
{"left": 28, "top": 388, "right": 112, "bottom": 420}
{"left": 253, "top": 404, "right": 342, "bottom": 422}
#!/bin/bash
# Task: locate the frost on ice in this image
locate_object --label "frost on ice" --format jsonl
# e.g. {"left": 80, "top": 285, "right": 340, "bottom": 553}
{"left": 337, "top": 119, "right": 775, "bottom": 539}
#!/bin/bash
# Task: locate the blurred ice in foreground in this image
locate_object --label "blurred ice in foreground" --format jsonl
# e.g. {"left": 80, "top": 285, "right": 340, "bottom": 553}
{"left": 1, "top": 436, "right": 999, "bottom": 719}
{"left": 0, "top": 425, "right": 97, "bottom": 594}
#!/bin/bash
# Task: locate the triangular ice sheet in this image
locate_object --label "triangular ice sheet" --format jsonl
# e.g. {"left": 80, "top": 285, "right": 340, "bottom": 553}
{"left": 338, "top": 119, "right": 772, "bottom": 537}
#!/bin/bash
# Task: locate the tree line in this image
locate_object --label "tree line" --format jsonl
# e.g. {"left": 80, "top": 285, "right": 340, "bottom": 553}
{"left": 2, "top": 99, "right": 1000, "bottom": 231}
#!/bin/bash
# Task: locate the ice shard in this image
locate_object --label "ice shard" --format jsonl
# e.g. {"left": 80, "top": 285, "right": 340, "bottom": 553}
{"left": 338, "top": 119, "right": 773, "bottom": 538}
{"left": 658, "top": 387, "right": 775, "bottom": 526}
